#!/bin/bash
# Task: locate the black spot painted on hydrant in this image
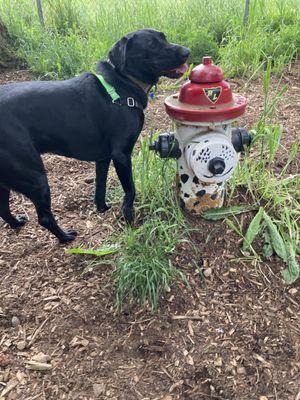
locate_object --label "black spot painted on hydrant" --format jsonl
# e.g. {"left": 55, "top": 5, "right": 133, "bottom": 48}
{"left": 179, "top": 198, "right": 185, "bottom": 209}
{"left": 184, "top": 193, "right": 190, "bottom": 198}
{"left": 217, "top": 182, "right": 223, "bottom": 186}
{"left": 194, "top": 201, "right": 200, "bottom": 206}
{"left": 211, "top": 193, "right": 217, "bottom": 200}
{"left": 196, "top": 190, "right": 206, "bottom": 196}
{"left": 193, "top": 150, "right": 196, "bottom": 156}
{"left": 178, "top": 182, "right": 181, "bottom": 188}
{"left": 181, "top": 174, "right": 189, "bottom": 184}
{"left": 193, "top": 176, "right": 199, "bottom": 184}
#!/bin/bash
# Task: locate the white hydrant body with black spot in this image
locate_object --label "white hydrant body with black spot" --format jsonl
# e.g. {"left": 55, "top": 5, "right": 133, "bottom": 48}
{"left": 175, "top": 120, "right": 239, "bottom": 213}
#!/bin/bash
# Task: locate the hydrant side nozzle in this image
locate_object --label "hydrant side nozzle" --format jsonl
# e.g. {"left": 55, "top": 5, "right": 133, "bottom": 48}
{"left": 149, "top": 133, "right": 181, "bottom": 159}
{"left": 232, "top": 128, "right": 252, "bottom": 153}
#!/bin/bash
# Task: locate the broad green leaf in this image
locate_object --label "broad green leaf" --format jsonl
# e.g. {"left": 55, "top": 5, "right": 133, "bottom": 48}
{"left": 202, "top": 205, "right": 256, "bottom": 221}
{"left": 262, "top": 229, "right": 273, "bottom": 258}
{"left": 65, "top": 246, "right": 119, "bottom": 257}
{"left": 242, "top": 207, "right": 264, "bottom": 251}
{"left": 263, "top": 212, "right": 287, "bottom": 261}
{"left": 282, "top": 241, "right": 299, "bottom": 284}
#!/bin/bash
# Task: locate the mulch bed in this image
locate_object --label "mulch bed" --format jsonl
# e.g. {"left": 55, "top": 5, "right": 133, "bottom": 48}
{"left": 0, "top": 66, "right": 299, "bottom": 400}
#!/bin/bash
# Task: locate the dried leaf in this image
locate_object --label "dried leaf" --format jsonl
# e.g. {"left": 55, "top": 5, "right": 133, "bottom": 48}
{"left": 186, "top": 354, "right": 194, "bottom": 365}
{"left": 32, "top": 352, "right": 51, "bottom": 363}
{"left": 0, "top": 379, "right": 18, "bottom": 397}
{"left": 16, "top": 371, "right": 27, "bottom": 385}
{"left": 26, "top": 361, "right": 52, "bottom": 371}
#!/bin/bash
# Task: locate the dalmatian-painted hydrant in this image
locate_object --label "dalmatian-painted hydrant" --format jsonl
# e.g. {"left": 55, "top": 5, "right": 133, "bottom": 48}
{"left": 149, "top": 56, "right": 252, "bottom": 213}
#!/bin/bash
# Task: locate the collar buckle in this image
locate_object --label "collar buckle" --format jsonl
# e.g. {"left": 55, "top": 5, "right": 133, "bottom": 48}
{"left": 127, "top": 97, "right": 135, "bottom": 107}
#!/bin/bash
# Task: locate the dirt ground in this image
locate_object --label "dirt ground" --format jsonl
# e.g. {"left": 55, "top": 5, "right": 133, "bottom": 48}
{"left": 0, "top": 66, "right": 299, "bottom": 400}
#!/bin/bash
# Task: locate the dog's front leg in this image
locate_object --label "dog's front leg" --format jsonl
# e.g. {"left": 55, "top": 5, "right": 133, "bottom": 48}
{"left": 95, "top": 159, "right": 111, "bottom": 213}
{"left": 112, "top": 152, "right": 135, "bottom": 224}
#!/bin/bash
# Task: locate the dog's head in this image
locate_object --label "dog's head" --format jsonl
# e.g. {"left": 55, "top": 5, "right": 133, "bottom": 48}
{"left": 108, "top": 29, "right": 190, "bottom": 84}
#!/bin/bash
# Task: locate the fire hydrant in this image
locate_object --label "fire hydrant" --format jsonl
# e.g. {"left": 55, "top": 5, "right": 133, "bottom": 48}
{"left": 149, "top": 56, "right": 251, "bottom": 213}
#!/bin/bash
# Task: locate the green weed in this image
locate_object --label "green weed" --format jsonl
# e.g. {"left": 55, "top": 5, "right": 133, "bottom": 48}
{"left": 113, "top": 139, "right": 189, "bottom": 310}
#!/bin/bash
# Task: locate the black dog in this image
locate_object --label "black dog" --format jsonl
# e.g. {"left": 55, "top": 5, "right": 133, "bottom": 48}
{"left": 0, "top": 29, "right": 189, "bottom": 243}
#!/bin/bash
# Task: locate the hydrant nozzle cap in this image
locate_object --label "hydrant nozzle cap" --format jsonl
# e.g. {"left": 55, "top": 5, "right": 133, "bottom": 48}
{"left": 189, "top": 56, "right": 224, "bottom": 83}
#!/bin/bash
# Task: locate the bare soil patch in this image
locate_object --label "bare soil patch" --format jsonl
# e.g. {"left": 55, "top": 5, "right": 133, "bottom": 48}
{"left": 0, "top": 67, "right": 299, "bottom": 400}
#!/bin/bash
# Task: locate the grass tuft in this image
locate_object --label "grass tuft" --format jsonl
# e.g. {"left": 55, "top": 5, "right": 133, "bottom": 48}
{"left": 113, "top": 139, "right": 188, "bottom": 310}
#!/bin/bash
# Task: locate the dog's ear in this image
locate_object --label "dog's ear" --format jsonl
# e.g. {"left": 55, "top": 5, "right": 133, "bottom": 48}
{"left": 109, "top": 36, "right": 132, "bottom": 73}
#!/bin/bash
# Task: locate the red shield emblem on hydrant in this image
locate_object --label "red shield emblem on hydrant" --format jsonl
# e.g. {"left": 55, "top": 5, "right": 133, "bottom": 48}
{"left": 204, "top": 87, "right": 222, "bottom": 103}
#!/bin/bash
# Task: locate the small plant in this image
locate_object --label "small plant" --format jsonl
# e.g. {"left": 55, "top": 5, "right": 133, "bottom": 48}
{"left": 227, "top": 61, "right": 299, "bottom": 284}
{"left": 113, "top": 139, "right": 189, "bottom": 310}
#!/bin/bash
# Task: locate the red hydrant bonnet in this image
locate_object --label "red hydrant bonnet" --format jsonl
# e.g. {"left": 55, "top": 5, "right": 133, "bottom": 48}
{"left": 165, "top": 57, "right": 247, "bottom": 123}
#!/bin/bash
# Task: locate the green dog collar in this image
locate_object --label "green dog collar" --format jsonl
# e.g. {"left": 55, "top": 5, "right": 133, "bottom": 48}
{"left": 95, "top": 74, "right": 120, "bottom": 103}
{"left": 95, "top": 73, "right": 144, "bottom": 111}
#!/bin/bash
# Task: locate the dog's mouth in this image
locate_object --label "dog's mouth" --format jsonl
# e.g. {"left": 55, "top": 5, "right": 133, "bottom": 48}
{"left": 162, "top": 63, "right": 189, "bottom": 79}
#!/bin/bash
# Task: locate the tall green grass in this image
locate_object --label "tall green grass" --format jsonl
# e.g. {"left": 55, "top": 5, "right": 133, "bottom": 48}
{"left": 1, "top": 0, "right": 299, "bottom": 78}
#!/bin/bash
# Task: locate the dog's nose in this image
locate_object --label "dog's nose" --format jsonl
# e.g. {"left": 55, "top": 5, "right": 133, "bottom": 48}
{"left": 179, "top": 46, "right": 190, "bottom": 59}
{"left": 208, "top": 157, "right": 226, "bottom": 175}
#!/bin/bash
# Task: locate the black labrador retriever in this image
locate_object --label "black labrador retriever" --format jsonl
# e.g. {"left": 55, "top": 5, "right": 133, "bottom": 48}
{"left": 0, "top": 29, "right": 189, "bottom": 243}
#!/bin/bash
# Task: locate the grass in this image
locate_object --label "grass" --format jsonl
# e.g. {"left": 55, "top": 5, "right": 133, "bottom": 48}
{"left": 0, "top": 0, "right": 299, "bottom": 78}
{"left": 227, "top": 62, "right": 299, "bottom": 281}
{"left": 113, "top": 140, "right": 189, "bottom": 310}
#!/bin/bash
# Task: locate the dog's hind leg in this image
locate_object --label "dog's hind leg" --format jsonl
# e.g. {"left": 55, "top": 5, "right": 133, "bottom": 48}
{"left": 95, "top": 159, "right": 111, "bottom": 213}
{"left": 0, "top": 186, "right": 28, "bottom": 228}
{"left": 25, "top": 174, "right": 77, "bottom": 243}
{"left": 112, "top": 152, "right": 135, "bottom": 224}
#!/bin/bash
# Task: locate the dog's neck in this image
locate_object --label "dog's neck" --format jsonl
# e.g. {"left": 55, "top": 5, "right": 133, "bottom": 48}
{"left": 126, "top": 74, "right": 152, "bottom": 94}
{"left": 108, "top": 59, "right": 152, "bottom": 94}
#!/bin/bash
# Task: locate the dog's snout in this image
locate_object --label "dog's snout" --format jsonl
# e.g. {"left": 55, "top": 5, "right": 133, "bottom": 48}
{"left": 208, "top": 157, "right": 226, "bottom": 175}
{"left": 179, "top": 46, "right": 190, "bottom": 60}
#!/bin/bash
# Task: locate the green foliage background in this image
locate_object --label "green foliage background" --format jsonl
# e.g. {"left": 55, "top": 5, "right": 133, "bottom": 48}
{"left": 1, "top": 0, "right": 299, "bottom": 78}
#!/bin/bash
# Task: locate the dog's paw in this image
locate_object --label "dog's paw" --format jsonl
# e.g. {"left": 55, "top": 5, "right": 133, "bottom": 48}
{"left": 10, "top": 214, "right": 28, "bottom": 229}
{"left": 122, "top": 206, "right": 134, "bottom": 225}
{"left": 97, "top": 203, "right": 111, "bottom": 213}
{"left": 59, "top": 229, "right": 77, "bottom": 243}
